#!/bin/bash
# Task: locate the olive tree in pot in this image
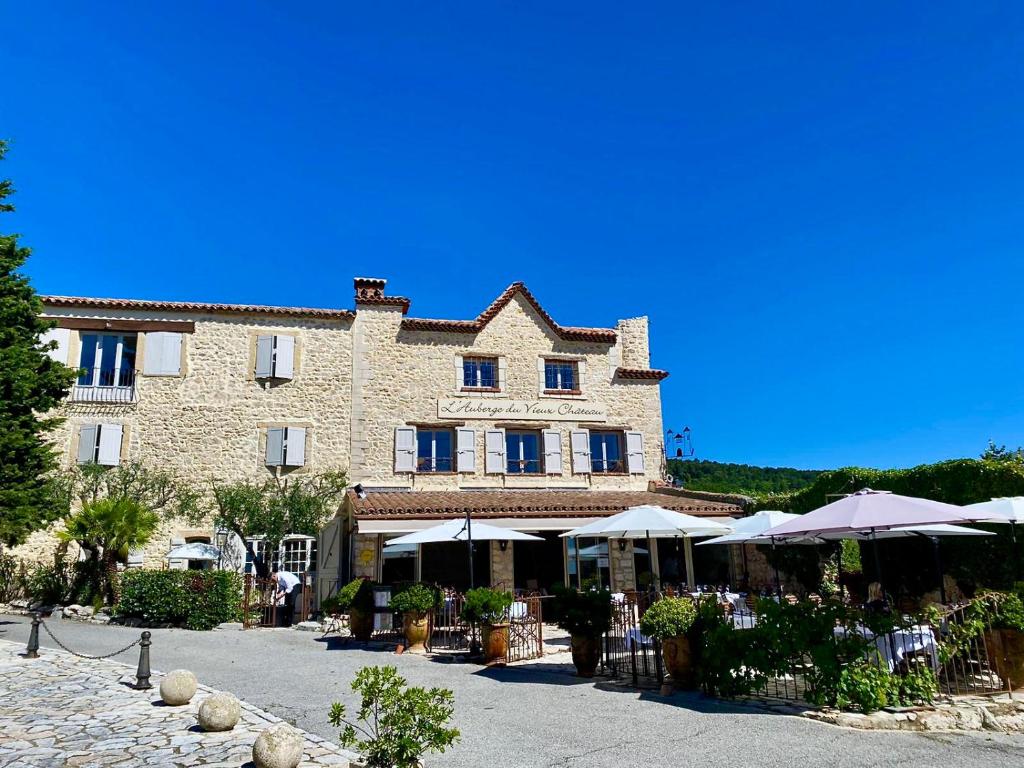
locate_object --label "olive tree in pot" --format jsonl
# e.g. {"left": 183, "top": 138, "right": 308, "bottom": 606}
{"left": 389, "top": 584, "right": 439, "bottom": 654}
{"left": 342, "top": 578, "right": 377, "bottom": 641}
{"left": 459, "top": 587, "right": 512, "bottom": 664}
{"left": 553, "top": 586, "right": 613, "bottom": 677}
{"left": 330, "top": 665, "right": 459, "bottom": 768}
{"left": 982, "top": 591, "right": 1024, "bottom": 688}
{"left": 638, "top": 597, "right": 698, "bottom": 689}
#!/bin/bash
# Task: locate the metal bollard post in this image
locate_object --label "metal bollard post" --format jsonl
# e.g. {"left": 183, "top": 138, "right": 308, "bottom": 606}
{"left": 133, "top": 631, "right": 152, "bottom": 690}
{"left": 25, "top": 613, "right": 41, "bottom": 659}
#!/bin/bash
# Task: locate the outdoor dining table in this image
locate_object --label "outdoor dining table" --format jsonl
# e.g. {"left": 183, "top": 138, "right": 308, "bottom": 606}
{"left": 833, "top": 622, "right": 939, "bottom": 671}
{"left": 625, "top": 626, "right": 653, "bottom": 649}
{"left": 509, "top": 601, "right": 529, "bottom": 620}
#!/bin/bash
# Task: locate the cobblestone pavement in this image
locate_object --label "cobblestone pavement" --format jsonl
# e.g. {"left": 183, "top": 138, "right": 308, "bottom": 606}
{"left": 0, "top": 640, "right": 353, "bottom": 767}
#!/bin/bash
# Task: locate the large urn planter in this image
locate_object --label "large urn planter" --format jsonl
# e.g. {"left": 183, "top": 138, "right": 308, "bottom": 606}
{"left": 985, "top": 628, "right": 1024, "bottom": 689}
{"left": 661, "top": 635, "right": 696, "bottom": 689}
{"left": 402, "top": 612, "right": 430, "bottom": 654}
{"left": 481, "top": 623, "right": 509, "bottom": 665}
{"left": 570, "top": 634, "right": 601, "bottom": 677}
{"left": 349, "top": 607, "right": 374, "bottom": 641}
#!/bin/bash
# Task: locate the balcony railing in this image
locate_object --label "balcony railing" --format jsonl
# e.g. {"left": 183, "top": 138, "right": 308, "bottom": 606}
{"left": 71, "top": 368, "right": 137, "bottom": 404}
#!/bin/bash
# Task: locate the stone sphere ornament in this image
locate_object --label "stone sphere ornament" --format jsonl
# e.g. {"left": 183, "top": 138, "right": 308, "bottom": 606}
{"left": 197, "top": 692, "right": 241, "bottom": 731}
{"left": 252, "top": 722, "right": 304, "bottom": 768}
{"left": 159, "top": 669, "right": 198, "bottom": 706}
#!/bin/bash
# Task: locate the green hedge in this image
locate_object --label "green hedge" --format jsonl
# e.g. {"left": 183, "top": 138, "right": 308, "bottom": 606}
{"left": 115, "top": 570, "right": 242, "bottom": 630}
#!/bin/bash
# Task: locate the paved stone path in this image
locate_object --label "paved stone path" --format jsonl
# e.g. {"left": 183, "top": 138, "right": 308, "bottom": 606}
{"left": 0, "top": 639, "right": 353, "bottom": 767}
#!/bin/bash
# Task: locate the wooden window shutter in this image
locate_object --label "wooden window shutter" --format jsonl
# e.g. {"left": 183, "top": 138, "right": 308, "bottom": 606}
{"left": 96, "top": 424, "right": 123, "bottom": 466}
{"left": 570, "top": 430, "right": 592, "bottom": 474}
{"left": 266, "top": 427, "right": 285, "bottom": 466}
{"left": 394, "top": 426, "right": 417, "bottom": 472}
{"left": 274, "top": 335, "right": 295, "bottom": 380}
{"left": 484, "top": 429, "right": 506, "bottom": 474}
{"left": 77, "top": 425, "right": 98, "bottom": 464}
{"left": 255, "top": 335, "right": 274, "bottom": 378}
{"left": 625, "top": 431, "right": 645, "bottom": 474}
{"left": 456, "top": 428, "right": 476, "bottom": 473}
{"left": 143, "top": 332, "right": 182, "bottom": 375}
{"left": 40, "top": 328, "right": 71, "bottom": 364}
{"left": 284, "top": 427, "right": 306, "bottom": 467}
{"left": 543, "top": 430, "right": 563, "bottom": 475}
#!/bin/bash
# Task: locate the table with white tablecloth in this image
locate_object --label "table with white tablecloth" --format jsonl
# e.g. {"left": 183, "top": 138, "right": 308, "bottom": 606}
{"left": 833, "top": 623, "right": 939, "bottom": 671}
{"left": 625, "top": 627, "right": 653, "bottom": 649}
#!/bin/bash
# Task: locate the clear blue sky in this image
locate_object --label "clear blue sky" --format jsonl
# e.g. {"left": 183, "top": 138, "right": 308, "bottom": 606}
{"left": 4, "top": 3, "right": 1023, "bottom": 470}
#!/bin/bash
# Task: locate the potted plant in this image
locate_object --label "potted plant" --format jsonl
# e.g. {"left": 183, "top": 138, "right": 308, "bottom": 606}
{"left": 329, "top": 665, "right": 460, "bottom": 768}
{"left": 342, "top": 578, "right": 377, "bottom": 642}
{"left": 639, "top": 596, "right": 698, "bottom": 689}
{"left": 553, "top": 586, "right": 613, "bottom": 677}
{"left": 389, "top": 583, "right": 439, "bottom": 654}
{"left": 982, "top": 592, "right": 1024, "bottom": 688}
{"left": 460, "top": 587, "right": 512, "bottom": 664}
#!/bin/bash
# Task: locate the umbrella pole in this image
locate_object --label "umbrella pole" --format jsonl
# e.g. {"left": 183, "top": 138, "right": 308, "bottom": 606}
{"left": 1013, "top": 521, "right": 1019, "bottom": 583}
{"left": 871, "top": 529, "right": 885, "bottom": 599}
{"left": 575, "top": 539, "right": 581, "bottom": 590}
{"left": 741, "top": 544, "right": 750, "bottom": 591}
{"left": 931, "top": 536, "right": 946, "bottom": 604}
{"left": 835, "top": 542, "right": 844, "bottom": 603}
{"left": 771, "top": 536, "right": 781, "bottom": 595}
{"left": 466, "top": 510, "right": 474, "bottom": 590}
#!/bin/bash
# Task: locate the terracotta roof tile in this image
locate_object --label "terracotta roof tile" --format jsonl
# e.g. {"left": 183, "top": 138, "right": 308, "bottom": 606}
{"left": 350, "top": 489, "right": 741, "bottom": 520}
{"left": 615, "top": 367, "right": 670, "bottom": 381}
{"left": 41, "top": 295, "right": 355, "bottom": 320}
{"left": 400, "top": 282, "right": 617, "bottom": 343}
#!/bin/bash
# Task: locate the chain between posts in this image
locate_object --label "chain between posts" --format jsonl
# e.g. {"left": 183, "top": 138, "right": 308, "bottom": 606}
{"left": 38, "top": 619, "right": 143, "bottom": 660}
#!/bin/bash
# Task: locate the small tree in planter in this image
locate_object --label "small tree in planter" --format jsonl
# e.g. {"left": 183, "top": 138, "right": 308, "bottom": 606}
{"left": 639, "top": 597, "right": 698, "bottom": 689}
{"left": 329, "top": 665, "right": 459, "bottom": 768}
{"left": 459, "top": 587, "right": 512, "bottom": 664}
{"left": 553, "top": 586, "right": 613, "bottom": 677}
{"left": 390, "top": 583, "right": 440, "bottom": 654}
{"left": 982, "top": 591, "right": 1024, "bottom": 688}
{"left": 344, "top": 578, "right": 378, "bottom": 641}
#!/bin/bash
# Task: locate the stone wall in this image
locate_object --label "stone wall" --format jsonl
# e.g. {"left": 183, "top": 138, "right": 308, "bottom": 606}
{"left": 349, "top": 293, "right": 665, "bottom": 490}
{"left": 609, "top": 539, "right": 636, "bottom": 592}
{"left": 489, "top": 541, "right": 514, "bottom": 589}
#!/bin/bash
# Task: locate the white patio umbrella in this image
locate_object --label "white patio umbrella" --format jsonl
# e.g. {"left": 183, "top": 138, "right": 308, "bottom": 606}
{"left": 696, "top": 510, "right": 805, "bottom": 592}
{"left": 383, "top": 519, "right": 543, "bottom": 546}
{"left": 561, "top": 505, "right": 731, "bottom": 588}
{"left": 963, "top": 497, "right": 1024, "bottom": 579}
{"left": 165, "top": 542, "right": 221, "bottom": 561}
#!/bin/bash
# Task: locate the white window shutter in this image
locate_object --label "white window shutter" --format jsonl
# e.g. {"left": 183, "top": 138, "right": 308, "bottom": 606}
{"left": 143, "top": 332, "right": 182, "bottom": 375}
{"left": 543, "top": 430, "right": 563, "bottom": 475}
{"left": 484, "top": 429, "right": 506, "bottom": 474}
{"left": 96, "top": 424, "right": 123, "bottom": 466}
{"left": 40, "top": 328, "right": 70, "bottom": 364}
{"left": 570, "top": 430, "right": 591, "bottom": 474}
{"left": 284, "top": 427, "right": 306, "bottom": 467}
{"left": 255, "top": 335, "right": 274, "bottom": 378}
{"left": 456, "top": 428, "right": 476, "bottom": 473}
{"left": 274, "top": 335, "right": 295, "bottom": 380}
{"left": 266, "top": 427, "right": 285, "bottom": 466}
{"left": 626, "top": 431, "right": 645, "bottom": 474}
{"left": 394, "top": 426, "right": 416, "bottom": 472}
{"left": 77, "top": 425, "right": 98, "bottom": 464}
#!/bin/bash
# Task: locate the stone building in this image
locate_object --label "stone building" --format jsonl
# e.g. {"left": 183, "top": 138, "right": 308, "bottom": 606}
{"left": 17, "top": 277, "right": 742, "bottom": 591}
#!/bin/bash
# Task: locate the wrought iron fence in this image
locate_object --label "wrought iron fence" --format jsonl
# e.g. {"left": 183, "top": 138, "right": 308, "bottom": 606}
{"left": 242, "top": 573, "right": 315, "bottom": 629}
{"left": 601, "top": 591, "right": 664, "bottom": 687}
{"left": 505, "top": 594, "right": 547, "bottom": 663}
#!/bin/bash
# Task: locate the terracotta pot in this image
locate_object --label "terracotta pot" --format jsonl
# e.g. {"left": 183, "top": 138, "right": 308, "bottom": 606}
{"left": 661, "top": 635, "right": 696, "bottom": 689}
{"left": 403, "top": 612, "right": 430, "bottom": 654}
{"left": 481, "top": 623, "right": 509, "bottom": 665}
{"left": 570, "top": 634, "right": 601, "bottom": 677}
{"left": 349, "top": 607, "right": 374, "bottom": 641}
{"left": 985, "top": 628, "right": 1024, "bottom": 689}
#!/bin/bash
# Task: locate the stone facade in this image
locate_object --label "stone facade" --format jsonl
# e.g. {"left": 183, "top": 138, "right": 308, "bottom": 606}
{"left": 489, "top": 541, "right": 514, "bottom": 589}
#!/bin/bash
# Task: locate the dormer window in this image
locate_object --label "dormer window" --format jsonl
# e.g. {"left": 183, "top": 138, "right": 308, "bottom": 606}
{"left": 462, "top": 357, "right": 497, "bottom": 390}
{"left": 544, "top": 360, "right": 578, "bottom": 393}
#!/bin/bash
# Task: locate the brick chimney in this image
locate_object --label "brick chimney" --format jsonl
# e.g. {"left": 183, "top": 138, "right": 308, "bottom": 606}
{"left": 353, "top": 277, "right": 410, "bottom": 313}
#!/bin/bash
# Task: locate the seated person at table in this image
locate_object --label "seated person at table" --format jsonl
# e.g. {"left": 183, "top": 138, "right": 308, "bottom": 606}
{"left": 865, "top": 581, "right": 891, "bottom": 614}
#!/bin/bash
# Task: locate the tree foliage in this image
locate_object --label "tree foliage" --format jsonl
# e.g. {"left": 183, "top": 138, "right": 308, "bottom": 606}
{"left": 667, "top": 459, "right": 821, "bottom": 495}
{"left": 0, "top": 140, "right": 77, "bottom": 547}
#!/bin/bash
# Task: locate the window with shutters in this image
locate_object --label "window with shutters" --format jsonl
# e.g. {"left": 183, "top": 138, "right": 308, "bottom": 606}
{"left": 265, "top": 426, "right": 307, "bottom": 467}
{"left": 244, "top": 538, "right": 266, "bottom": 574}
{"left": 544, "top": 360, "right": 579, "bottom": 393}
{"left": 505, "top": 430, "right": 542, "bottom": 474}
{"left": 417, "top": 429, "right": 454, "bottom": 472}
{"left": 462, "top": 357, "right": 498, "bottom": 390}
{"left": 74, "top": 333, "right": 137, "bottom": 403}
{"left": 77, "top": 423, "right": 123, "bottom": 466}
{"left": 589, "top": 431, "right": 626, "bottom": 474}
{"left": 255, "top": 335, "right": 295, "bottom": 380}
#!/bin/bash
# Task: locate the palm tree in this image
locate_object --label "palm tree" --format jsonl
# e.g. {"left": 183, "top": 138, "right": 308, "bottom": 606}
{"left": 59, "top": 497, "right": 159, "bottom": 604}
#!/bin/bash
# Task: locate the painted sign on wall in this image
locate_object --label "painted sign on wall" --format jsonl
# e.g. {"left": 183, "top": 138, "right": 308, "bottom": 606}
{"left": 437, "top": 398, "right": 608, "bottom": 422}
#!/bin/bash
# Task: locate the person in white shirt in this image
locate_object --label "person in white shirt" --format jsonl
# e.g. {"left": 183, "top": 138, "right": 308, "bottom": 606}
{"left": 271, "top": 566, "right": 301, "bottom": 626}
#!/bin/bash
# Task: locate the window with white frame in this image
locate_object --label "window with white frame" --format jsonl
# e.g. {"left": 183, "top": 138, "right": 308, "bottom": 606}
{"left": 462, "top": 357, "right": 497, "bottom": 389}
{"left": 417, "top": 429, "right": 454, "bottom": 472}
{"left": 78, "top": 333, "right": 137, "bottom": 389}
{"left": 544, "top": 360, "right": 578, "bottom": 392}
{"left": 265, "top": 426, "right": 306, "bottom": 467}
{"left": 279, "top": 536, "right": 316, "bottom": 574}
{"left": 255, "top": 335, "right": 295, "bottom": 380}
{"left": 76, "top": 423, "right": 123, "bottom": 466}
{"left": 244, "top": 538, "right": 266, "bottom": 574}
{"left": 505, "top": 430, "right": 542, "bottom": 474}
{"left": 589, "top": 430, "right": 625, "bottom": 473}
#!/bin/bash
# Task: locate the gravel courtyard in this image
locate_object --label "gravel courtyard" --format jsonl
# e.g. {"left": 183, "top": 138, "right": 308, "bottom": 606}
{"left": 3, "top": 614, "right": 1024, "bottom": 768}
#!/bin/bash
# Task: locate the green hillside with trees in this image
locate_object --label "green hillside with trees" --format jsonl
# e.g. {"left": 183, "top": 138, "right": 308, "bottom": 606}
{"left": 666, "top": 459, "right": 822, "bottom": 495}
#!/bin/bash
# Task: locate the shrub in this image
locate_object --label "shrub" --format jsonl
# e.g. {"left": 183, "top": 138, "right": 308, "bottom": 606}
{"left": 390, "top": 583, "right": 439, "bottom": 615}
{"left": 834, "top": 660, "right": 897, "bottom": 713}
{"left": 329, "top": 665, "right": 460, "bottom": 768}
{"left": 990, "top": 592, "right": 1024, "bottom": 632}
{"left": 0, "top": 553, "right": 25, "bottom": 602}
{"left": 115, "top": 570, "right": 242, "bottom": 630}
{"left": 639, "top": 597, "right": 697, "bottom": 640}
{"left": 460, "top": 587, "right": 512, "bottom": 626}
{"left": 553, "top": 586, "right": 612, "bottom": 638}
{"left": 23, "top": 561, "right": 73, "bottom": 605}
